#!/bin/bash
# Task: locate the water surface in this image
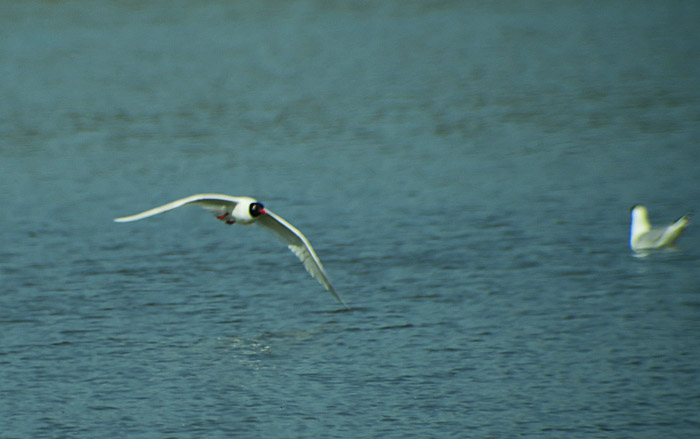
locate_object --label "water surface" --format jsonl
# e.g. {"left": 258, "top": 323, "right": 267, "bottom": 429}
{"left": 1, "top": 1, "right": 699, "bottom": 438}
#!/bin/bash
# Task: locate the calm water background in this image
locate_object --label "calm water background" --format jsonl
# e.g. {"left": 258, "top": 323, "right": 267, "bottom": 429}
{"left": 1, "top": 1, "right": 699, "bottom": 438}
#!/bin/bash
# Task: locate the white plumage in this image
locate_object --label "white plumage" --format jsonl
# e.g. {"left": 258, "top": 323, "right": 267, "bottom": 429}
{"left": 115, "top": 193, "right": 348, "bottom": 309}
{"left": 629, "top": 205, "right": 690, "bottom": 252}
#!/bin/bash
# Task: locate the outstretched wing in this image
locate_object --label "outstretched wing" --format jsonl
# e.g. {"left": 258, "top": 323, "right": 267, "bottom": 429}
{"left": 258, "top": 210, "right": 348, "bottom": 309}
{"left": 114, "top": 193, "right": 244, "bottom": 222}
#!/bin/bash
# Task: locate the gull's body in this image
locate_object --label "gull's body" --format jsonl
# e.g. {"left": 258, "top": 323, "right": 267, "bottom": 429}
{"left": 115, "top": 193, "right": 348, "bottom": 308}
{"left": 629, "top": 205, "right": 690, "bottom": 252}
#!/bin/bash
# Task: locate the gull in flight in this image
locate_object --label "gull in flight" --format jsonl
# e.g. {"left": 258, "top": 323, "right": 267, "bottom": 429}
{"left": 629, "top": 205, "right": 690, "bottom": 252}
{"left": 115, "top": 193, "right": 348, "bottom": 309}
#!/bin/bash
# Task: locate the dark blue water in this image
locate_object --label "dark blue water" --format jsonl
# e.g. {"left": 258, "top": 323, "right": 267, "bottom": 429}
{"left": 1, "top": 1, "right": 699, "bottom": 438}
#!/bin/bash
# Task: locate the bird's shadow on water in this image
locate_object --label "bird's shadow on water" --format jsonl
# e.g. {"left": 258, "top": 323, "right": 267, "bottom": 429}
{"left": 221, "top": 300, "right": 369, "bottom": 342}
{"left": 214, "top": 318, "right": 348, "bottom": 367}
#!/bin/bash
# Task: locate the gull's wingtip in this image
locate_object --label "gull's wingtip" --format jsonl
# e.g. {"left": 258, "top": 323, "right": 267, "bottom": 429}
{"left": 324, "top": 282, "right": 349, "bottom": 310}
{"left": 673, "top": 212, "right": 691, "bottom": 228}
{"left": 332, "top": 298, "right": 351, "bottom": 312}
{"left": 335, "top": 292, "right": 351, "bottom": 311}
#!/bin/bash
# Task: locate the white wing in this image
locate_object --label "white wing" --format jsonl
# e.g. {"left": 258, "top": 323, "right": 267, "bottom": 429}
{"left": 114, "top": 193, "right": 245, "bottom": 222}
{"left": 650, "top": 216, "right": 689, "bottom": 248}
{"left": 634, "top": 228, "right": 667, "bottom": 249}
{"left": 258, "top": 210, "right": 348, "bottom": 309}
{"left": 634, "top": 214, "right": 690, "bottom": 250}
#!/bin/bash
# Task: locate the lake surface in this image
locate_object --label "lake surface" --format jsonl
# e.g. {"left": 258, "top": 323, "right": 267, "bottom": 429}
{"left": 1, "top": 1, "right": 699, "bottom": 438}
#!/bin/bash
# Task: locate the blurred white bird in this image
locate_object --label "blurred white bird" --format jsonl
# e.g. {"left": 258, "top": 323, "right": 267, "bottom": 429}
{"left": 115, "top": 193, "right": 348, "bottom": 309}
{"left": 629, "top": 205, "right": 690, "bottom": 252}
